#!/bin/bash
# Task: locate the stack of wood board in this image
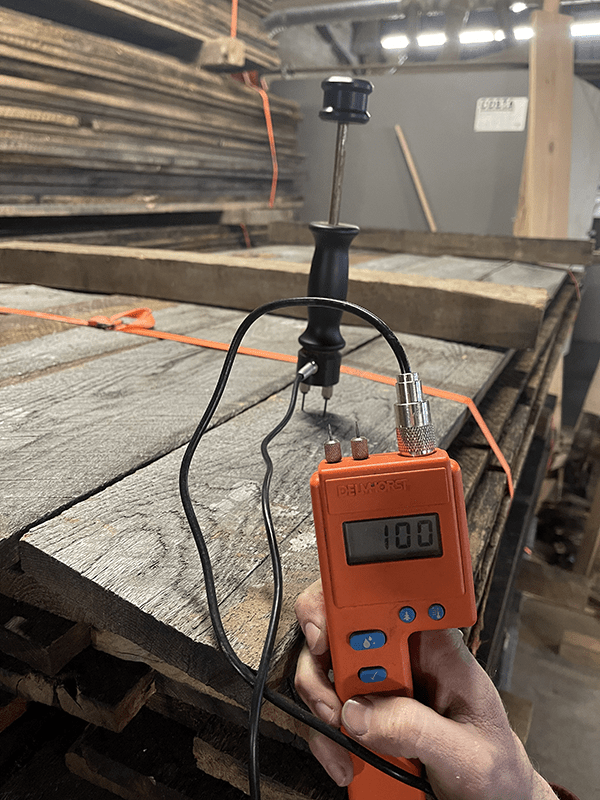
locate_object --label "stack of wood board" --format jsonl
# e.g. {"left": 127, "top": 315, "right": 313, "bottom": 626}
{"left": 0, "top": 4, "right": 301, "bottom": 224}
{"left": 0, "top": 261, "right": 578, "bottom": 796}
{"left": 0, "top": 236, "right": 573, "bottom": 349}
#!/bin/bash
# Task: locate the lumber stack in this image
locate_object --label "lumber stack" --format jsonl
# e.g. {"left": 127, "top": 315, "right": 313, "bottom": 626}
{"left": 0, "top": 3, "right": 302, "bottom": 237}
{"left": 0, "top": 261, "right": 579, "bottom": 797}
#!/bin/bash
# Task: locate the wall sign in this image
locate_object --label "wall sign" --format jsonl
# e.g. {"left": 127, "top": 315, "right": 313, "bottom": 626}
{"left": 474, "top": 97, "right": 529, "bottom": 132}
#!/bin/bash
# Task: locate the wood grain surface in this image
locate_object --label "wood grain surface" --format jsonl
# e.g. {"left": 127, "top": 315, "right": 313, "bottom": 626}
{"left": 9, "top": 298, "right": 506, "bottom": 696}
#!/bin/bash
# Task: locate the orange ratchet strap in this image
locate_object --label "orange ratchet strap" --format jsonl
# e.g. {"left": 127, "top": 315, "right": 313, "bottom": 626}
{"left": 0, "top": 305, "right": 513, "bottom": 497}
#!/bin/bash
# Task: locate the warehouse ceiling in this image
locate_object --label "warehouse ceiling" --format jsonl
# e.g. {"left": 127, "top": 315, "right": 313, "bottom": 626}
{"left": 267, "top": 0, "right": 600, "bottom": 87}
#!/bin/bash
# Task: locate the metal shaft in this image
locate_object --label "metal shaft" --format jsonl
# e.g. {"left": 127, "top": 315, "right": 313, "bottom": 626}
{"left": 328, "top": 122, "right": 348, "bottom": 226}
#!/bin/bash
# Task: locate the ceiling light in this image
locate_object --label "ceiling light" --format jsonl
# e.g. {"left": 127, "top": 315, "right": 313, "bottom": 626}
{"left": 510, "top": 2, "right": 528, "bottom": 12}
{"left": 381, "top": 34, "right": 409, "bottom": 49}
{"left": 514, "top": 26, "right": 534, "bottom": 39}
{"left": 571, "top": 20, "right": 600, "bottom": 37}
{"left": 460, "top": 29, "right": 496, "bottom": 44}
{"left": 417, "top": 32, "right": 447, "bottom": 47}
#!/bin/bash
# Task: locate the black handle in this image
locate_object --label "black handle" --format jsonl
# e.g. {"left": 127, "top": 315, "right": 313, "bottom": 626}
{"left": 297, "top": 222, "right": 359, "bottom": 387}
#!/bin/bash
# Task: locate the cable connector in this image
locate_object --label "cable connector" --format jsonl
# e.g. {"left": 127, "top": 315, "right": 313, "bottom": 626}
{"left": 395, "top": 372, "right": 436, "bottom": 457}
{"left": 298, "top": 360, "right": 318, "bottom": 382}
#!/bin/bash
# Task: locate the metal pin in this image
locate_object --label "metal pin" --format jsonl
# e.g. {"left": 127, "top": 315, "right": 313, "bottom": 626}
{"left": 322, "top": 398, "right": 328, "bottom": 416}
{"left": 300, "top": 382, "right": 310, "bottom": 412}
{"left": 324, "top": 424, "right": 342, "bottom": 463}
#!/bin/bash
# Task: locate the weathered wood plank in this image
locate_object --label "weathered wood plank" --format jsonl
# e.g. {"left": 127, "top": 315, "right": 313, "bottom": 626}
{"left": 0, "top": 242, "right": 548, "bottom": 348}
{"left": 229, "top": 245, "right": 567, "bottom": 301}
{"left": 0, "top": 303, "right": 237, "bottom": 385}
{"left": 269, "top": 221, "right": 594, "bottom": 266}
{"left": 16, "top": 332, "right": 506, "bottom": 699}
{"left": 0, "top": 646, "right": 155, "bottom": 731}
{"left": 0, "top": 688, "right": 27, "bottom": 733}
{"left": 66, "top": 708, "right": 250, "bottom": 800}
{"left": 0, "top": 704, "right": 113, "bottom": 799}
{"left": 192, "top": 708, "right": 343, "bottom": 799}
{"left": 0, "top": 304, "right": 372, "bottom": 563}
{"left": 0, "top": 593, "right": 90, "bottom": 676}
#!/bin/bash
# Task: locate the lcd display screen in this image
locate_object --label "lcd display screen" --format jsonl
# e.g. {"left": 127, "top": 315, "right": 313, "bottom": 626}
{"left": 343, "top": 513, "right": 443, "bottom": 565}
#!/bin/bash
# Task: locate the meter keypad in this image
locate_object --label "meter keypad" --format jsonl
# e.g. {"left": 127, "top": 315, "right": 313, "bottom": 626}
{"left": 358, "top": 667, "right": 387, "bottom": 683}
{"left": 428, "top": 604, "right": 446, "bottom": 620}
{"left": 349, "top": 631, "right": 386, "bottom": 651}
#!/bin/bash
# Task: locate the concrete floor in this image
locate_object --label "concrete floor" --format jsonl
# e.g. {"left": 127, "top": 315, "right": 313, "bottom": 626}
{"left": 510, "top": 597, "right": 600, "bottom": 799}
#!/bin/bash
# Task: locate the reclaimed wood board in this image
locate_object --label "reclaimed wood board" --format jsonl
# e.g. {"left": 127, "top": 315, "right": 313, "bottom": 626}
{"left": 222, "top": 244, "right": 568, "bottom": 300}
{"left": 0, "top": 241, "right": 548, "bottom": 348}
{"left": 0, "top": 646, "right": 155, "bottom": 731}
{"left": 66, "top": 707, "right": 251, "bottom": 800}
{"left": 269, "top": 221, "right": 594, "bottom": 267}
{"left": 13, "top": 323, "right": 507, "bottom": 700}
{"left": 0, "top": 5, "right": 300, "bottom": 218}
{"left": 0, "top": 301, "right": 375, "bottom": 564}
{"left": 0, "top": 593, "right": 90, "bottom": 675}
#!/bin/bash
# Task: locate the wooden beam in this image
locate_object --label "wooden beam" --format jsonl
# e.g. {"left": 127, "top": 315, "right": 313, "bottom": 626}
{"left": 0, "top": 241, "right": 549, "bottom": 349}
{"left": 394, "top": 124, "right": 437, "bottom": 233}
{"left": 269, "top": 221, "right": 593, "bottom": 266}
{"left": 513, "top": 9, "right": 574, "bottom": 238}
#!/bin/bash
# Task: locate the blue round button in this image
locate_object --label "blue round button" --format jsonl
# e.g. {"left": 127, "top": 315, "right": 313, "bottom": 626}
{"left": 428, "top": 604, "right": 446, "bottom": 620}
{"left": 399, "top": 606, "right": 416, "bottom": 623}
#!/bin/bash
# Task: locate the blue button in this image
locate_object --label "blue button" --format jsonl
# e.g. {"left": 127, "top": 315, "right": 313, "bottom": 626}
{"left": 428, "top": 604, "right": 446, "bottom": 620}
{"left": 349, "top": 631, "right": 386, "bottom": 651}
{"left": 399, "top": 606, "right": 416, "bottom": 623}
{"left": 359, "top": 667, "right": 387, "bottom": 683}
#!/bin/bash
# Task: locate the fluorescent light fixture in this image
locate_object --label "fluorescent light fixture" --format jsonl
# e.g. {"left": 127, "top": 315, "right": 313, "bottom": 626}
{"left": 510, "top": 2, "right": 528, "bottom": 13}
{"left": 417, "top": 32, "right": 447, "bottom": 47}
{"left": 514, "top": 25, "right": 534, "bottom": 39}
{"left": 571, "top": 20, "right": 600, "bottom": 37}
{"left": 381, "top": 34, "right": 409, "bottom": 49}
{"left": 494, "top": 29, "right": 507, "bottom": 41}
{"left": 459, "top": 29, "right": 496, "bottom": 44}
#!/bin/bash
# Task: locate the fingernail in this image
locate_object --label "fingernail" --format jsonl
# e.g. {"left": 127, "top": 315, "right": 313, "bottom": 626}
{"left": 304, "top": 622, "right": 321, "bottom": 651}
{"left": 342, "top": 697, "right": 373, "bottom": 736}
{"left": 315, "top": 700, "right": 336, "bottom": 725}
{"left": 324, "top": 761, "right": 352, "bottom": 787}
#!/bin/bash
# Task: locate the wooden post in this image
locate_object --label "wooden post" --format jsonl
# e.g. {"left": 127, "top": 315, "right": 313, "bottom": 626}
{"left": 513, "top": 2, "right": 573, "bottom": 238}
{"left": 394, "top": 124, "right": 438, "bottom": 233}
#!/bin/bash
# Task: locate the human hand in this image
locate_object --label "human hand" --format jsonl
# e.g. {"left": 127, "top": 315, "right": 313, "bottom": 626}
{"left": 294, "top": 579, "right": 557, "bottom": 800}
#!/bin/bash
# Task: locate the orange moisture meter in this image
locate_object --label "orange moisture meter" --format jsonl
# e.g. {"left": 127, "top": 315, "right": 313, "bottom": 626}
{"left": 310, "top": 373, "right": 477, "bottom": 800}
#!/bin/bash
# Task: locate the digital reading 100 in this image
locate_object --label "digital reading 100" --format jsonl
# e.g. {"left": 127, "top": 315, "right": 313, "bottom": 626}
{"left": 343, "top": 512, "right": 443, "bottom": 565}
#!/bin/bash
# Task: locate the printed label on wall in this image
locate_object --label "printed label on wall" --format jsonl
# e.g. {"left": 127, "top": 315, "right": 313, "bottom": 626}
{"left": 474, "top": 97, "right": 529, "bottom": 132}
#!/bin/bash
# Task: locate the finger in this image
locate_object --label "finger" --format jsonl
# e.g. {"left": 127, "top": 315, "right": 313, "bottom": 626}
{"left": 341, "top": 693, "right": 465, "bottom": 762}
{"left": 295, "top": 641, "right": 342, "bottom": 726}
{"left": 410, "top": 629, "right": 509, "bottom": 730}
{"left": 341, "top": 693, "right": 538, "bottom": 800}
{"left": 294, "top": 579, "right": 329, "bottom": 655}
{"left": 308, "top": 730, "right": 353, "bottom": 788}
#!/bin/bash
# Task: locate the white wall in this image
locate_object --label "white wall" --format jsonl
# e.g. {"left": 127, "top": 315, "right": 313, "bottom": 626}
{"left": 272, "top": 68, "right": 530, "bottom": 236}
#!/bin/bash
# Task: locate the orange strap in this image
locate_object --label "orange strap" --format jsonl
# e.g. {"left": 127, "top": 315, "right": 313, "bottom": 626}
{"left": 0, "top": 305, "right": 513, "bottom": 497}
{"left": 242, "top": 71, "right": 279, "bottom": 208}
{"left": 230, "top": 0, "right": 238, "bottom": 38}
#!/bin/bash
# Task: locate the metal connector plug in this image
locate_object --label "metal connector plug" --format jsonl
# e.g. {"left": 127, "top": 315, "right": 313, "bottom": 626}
{"left": 394, "top": 372, "right": 436, "bottom": 457}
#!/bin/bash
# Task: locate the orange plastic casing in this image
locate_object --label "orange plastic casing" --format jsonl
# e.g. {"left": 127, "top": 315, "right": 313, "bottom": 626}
{"left": 310, "top": 448, "right": 477, "bottom": 800}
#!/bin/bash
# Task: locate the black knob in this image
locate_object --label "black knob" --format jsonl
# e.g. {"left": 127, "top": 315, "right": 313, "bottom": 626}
{"left": 319, "top": 76, "right": 373, "bottom": 125}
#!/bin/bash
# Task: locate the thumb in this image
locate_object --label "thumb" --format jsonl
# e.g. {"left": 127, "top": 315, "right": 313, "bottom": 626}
{"left": 341, "top": 694, "right": 474, "bottom": 766}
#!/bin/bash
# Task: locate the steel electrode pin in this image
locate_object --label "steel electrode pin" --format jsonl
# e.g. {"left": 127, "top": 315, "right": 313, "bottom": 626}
{"left": 324, "top": 424, "right": 342, "bottom": 463}
{"left": 328, "top": 121, "right": 348, "bottom": 226}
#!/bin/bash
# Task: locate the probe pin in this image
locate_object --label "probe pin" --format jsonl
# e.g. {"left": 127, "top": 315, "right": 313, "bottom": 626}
{"left": 324, "top": 424, "right": 342, "bottom": 463}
